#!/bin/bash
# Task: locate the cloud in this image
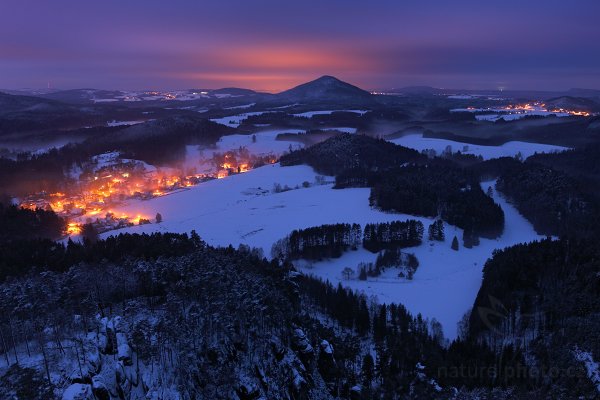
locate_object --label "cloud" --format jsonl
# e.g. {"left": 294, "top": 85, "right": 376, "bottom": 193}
{"left": 0, "top": 0, "right": 599, "bottom": 90}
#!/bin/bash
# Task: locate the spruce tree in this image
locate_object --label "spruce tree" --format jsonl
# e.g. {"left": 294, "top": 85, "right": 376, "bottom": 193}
{"left": 463, "top": 228, "right": 473, "bottom": 249}
{"left": 358, "top": 266, "right": 367, "bottom": 281}
{"left": 361, "top": 354, "right": 375, "bottom": 386}
{"left": 451, "top": 236, "right": 459, "bottom": 251}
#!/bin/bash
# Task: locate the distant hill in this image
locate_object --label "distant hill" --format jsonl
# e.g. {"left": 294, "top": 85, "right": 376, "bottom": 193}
{"left": 211, "top": 87, "right": 260, "bottom": 96}
{"left": 566, "top": 88, "right": 600, "bottom": 98}
{"left": 91, "top": 115, "right": 234, "bottom": 164}
{"left": 544, "top": 96, "right": 600, "bottom": 113}
{"left": 0, "top": 91, "right": 71, "bottom": 115}
{"left": 397, "top": 86, "right": 445, "bottom": 95}
{"left": 38, "top": 89, "right": 125, "bottom": 104}
{"left": 274, "top": 75, "right": 375, "bottom": 104}
{"left": 99, "top": 115, "right": 232, "bottom": 143}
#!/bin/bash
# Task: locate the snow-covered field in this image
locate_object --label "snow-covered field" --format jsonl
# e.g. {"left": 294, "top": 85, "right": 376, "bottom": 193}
{"left": 292, "top": 109, "right": 368, "bottom": 118}
{"left": 100, "top": 158, "right": 544, "bottom": 339}
{"left": 210, "top": 111, "right": 272, "bottom": 128}
{"left": 296, "top": 181, "right": 544, "bottom": 340}
{"left": 215, "top": 129, "right": 305, "bottom": 156}
{"left": 183, "top": 129, "right": 307, "bottom": 174}
{"left": 106, "top": 120, "right": 147, "bottom": 127}
{"left": 224, "top": 103, "right": 256, "bottom": 110}
{"left": 389, "top": 133, "right": 568, "bottom": 160}
{"left": 450, "top": 107, "right": 571, "bottom": 121}
{"left": 322, "top": 127, "right": 357, "bottom": 134}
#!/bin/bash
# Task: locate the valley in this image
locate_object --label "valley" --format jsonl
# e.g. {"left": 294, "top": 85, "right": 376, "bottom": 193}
{"left": 1, "top": 75, "right": 600, "bottom": 399}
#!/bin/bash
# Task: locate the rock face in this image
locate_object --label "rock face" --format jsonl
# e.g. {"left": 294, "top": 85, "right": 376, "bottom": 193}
{"left": 62, "top": 316, "right": 147, "bottom": 400}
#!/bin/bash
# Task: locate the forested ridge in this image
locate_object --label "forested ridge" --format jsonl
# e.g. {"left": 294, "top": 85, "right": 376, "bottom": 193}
{"left": 3, "top": 233, "right": 594, "bottom": 399}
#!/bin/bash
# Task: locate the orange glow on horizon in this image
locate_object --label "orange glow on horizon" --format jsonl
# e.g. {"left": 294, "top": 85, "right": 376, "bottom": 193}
{"left": 172, "top": 45, "right": 377, "bottom": 92}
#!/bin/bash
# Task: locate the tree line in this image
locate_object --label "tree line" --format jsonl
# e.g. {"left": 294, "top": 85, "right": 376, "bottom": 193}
{"left": 370, "top": 164, "right": 504, "bottom": 240}
{"left": 271, "top": 223, "right": 362, "bottom": 260}
{"left": 271, "top": 220, "right": 423, "bottom": 261}
{"left": 363, "top": 219, "right": 424, "bottom": 252}
{"left": 0, "top": 231, "right": 204, "bottom": 282}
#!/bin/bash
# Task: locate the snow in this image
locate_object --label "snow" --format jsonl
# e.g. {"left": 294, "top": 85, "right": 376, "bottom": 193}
{"left": 291, "top": 110, "right": 368, "bottom": 118}
{"left": 447, "top": 95, "right": 506, "bottom": 101}
{"left": 389, "top": 134, "right": 568, "bottom": 160}
{"left": 573, "top": 348, "right": 600, "bottom": 394}
{"left": 450, "top": 107, "right": 571, "bottom": 121}
{"left": 183, "top": 129, "right": 306, "bottom": 174}
{"left": 106, "top": 120, "right": 147, "bottom": 127}
{"left": 320, "top": 340, "right": 334, "bottom": 354}
{"left": 271, "top": 103, "right": 299, "bottom": 109}
{"left": 224, "top": 103, "right": 255, "bottom": 110}
{"left": 214, "top": 93, "right": 241, "bottom": 98}
{"left": 92, "top": 98, "right": 119, "bottom": 103}
{"left": 99, "top": 156, "right": 544, "bottom": 340}
{"left": 91, "top": 151, "right": 121, "bottom": 168}
{"left": 61, "top": 383, "right": 93, "bottom": 400}
{"left": 215, "top": 129, "right": 305, "bottom": 156}
{"left": 295, "top": 180, "right": 546, "bottom": 340}
{"left": 90, "top": 151, "right": 155, "bottom": 174}
{"left": 210, "top": 111, "right": 271, "bottom": 128}
{"left": 474, "top": 111, "right": 570, "bottom": 121}
{"left": 321, "top": 127, "right": 357, "bottom": 134}
{"left": 86, "top": 128, "right": 555, "bottom": 341}
{"left": 448, "top": 95, "right": 475, "bottom": 100}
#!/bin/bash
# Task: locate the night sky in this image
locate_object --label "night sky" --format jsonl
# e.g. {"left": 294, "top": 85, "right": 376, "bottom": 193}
{"left": 1, "top": 0, "right": 599, "bottom": 91}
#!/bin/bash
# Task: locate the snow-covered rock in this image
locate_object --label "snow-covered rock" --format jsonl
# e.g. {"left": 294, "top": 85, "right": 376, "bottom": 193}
{"left": 116, "top": 332, "right": 133, "bottom": 365}
{"left": 61, "top": 383, "right": 94, "bottom": 400}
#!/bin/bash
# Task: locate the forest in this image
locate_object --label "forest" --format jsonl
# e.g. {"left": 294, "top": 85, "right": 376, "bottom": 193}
{"left": 271, "top": 223, "right": 362, "bottom": 260}
{"left": 370, "top": 164, "right": 504, "bottom": 240}
{"left": 362, "top": 220, "right": 424, "bottom": 252}
{"left": 3, "top": 232, "right": 596, "bottom": 399}
{"left": 0, "top": 116, "right": 232, "bottom": 197}
{"left": 279, "top": 134, "right": 426, "bottom": 176}
{"left": 270, "top": 220, "right": 423, "bottom": 261}
{"left": 281, "top": 136, "right": 505, "bottom": 243}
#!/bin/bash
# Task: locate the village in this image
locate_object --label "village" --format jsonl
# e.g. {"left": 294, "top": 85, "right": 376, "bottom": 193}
{"left": 18, "top": 147, "right": 277, "bottom": 236}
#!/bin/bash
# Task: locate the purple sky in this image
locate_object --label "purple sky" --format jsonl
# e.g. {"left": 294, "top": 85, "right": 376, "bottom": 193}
{"left": 1, "top": 0, "right": 599, "bottom": 92}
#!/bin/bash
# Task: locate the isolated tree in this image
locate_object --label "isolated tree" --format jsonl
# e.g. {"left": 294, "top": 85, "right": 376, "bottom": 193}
{"left": 252, "top": 134, "right": 257, "bottom": 143}
{"left": 155, "top": 213, "right": 162, "bottom": 223}
{"left": 341, "top": 267, "right": 354, "bottom": 280}
{"left": 487, "top": 185, "right": 494, "bottom": 197}
{"left": 406, "top": 253, "right": 419, "bottom": 270}
{"left": 463, "top": 228, "right": 474, "bottom": 249}
{"left": 451, "top": 236, "right": 459, "bottom": 251}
